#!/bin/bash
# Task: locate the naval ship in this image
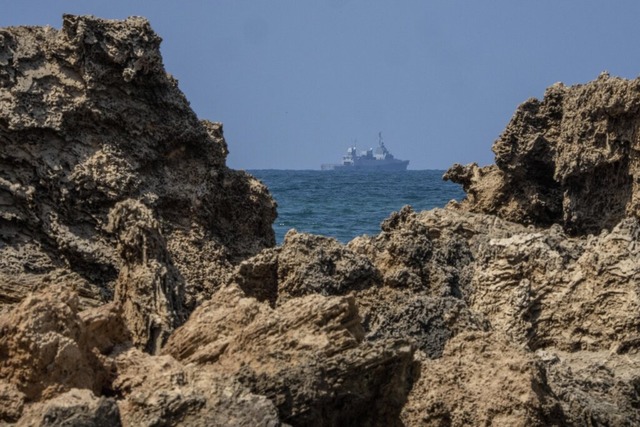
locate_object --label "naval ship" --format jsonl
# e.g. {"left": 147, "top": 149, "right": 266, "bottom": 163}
{"left": 321, "top": 133, "right": 409, "bottom": 171}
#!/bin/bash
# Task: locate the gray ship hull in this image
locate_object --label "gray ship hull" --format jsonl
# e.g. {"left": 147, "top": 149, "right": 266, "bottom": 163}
{"left": 321, "top": 159, "right": 409, "bottom": 171}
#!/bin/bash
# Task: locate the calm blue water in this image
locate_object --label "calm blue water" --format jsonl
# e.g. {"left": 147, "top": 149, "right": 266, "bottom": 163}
{"left": 249, "top": 170, "right": 465, "bottom": 244}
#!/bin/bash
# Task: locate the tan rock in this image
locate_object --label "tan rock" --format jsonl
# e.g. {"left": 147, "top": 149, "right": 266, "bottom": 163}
{"left": 0, "top": 381, "right": 25, "bottom": 423}
{"left": 16, "top": 388, "right": 120, "bottom": 427}
{"left": 107, "top": 199, "right": 185, "bottom": 354}
{"left": 164, "top": 285, "right": 415, "bottom": 426}
{"left": 445, "top": 73, "right": 640, "bottom": 235}
{"left": 0, "top": 286, "right": 107, "bottom": 402}
{"left": 3, "top": 13, "right": 640, "bottom": 427}
{"left": 112, "top": 347, "right": 282, "bottom": 427}
{"left": 233, "top": 230, "right": 379, "bottom": 306}
{"left": 401, "top": 332, "right": 564, "bottom": 426}
{"left": 539, "top": 348, "right": 640, "bottom": 426}
{"left": 469, "top": 218, "right": 640, "bottom": 351}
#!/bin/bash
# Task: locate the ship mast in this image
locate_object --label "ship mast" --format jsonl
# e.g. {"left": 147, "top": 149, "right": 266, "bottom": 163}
{"left": 378, "top": 131, "right": 389, "bottom": 156}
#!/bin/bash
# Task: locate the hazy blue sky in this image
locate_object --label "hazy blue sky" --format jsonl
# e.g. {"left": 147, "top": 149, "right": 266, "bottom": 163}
{"left": 5, "top": 1, "right": 640, "bottom": 170}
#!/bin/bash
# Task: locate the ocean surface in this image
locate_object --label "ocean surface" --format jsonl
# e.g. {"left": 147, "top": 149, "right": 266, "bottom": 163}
{"left": 249, "top": 170, "right": 466, "bottom": 244}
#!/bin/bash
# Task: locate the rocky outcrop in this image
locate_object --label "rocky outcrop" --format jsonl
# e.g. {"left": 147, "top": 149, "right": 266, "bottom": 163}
{"left": 232, "top": 229, "right": 379, "bottom": 306}
{"left": 163, "top": 285, "right": 415, "bottom": 426}
{"left": 107, "top": 199, "right": 185, "bottom": 353}
{"left": 540, "top": 349, "right": 640, "bottom": 426}
{"left": 3, "top": 14, "right": 640, "bottom": 427}
{"left": 228, "top": 201, "right": 640, "bottom": 424}
{"left": 445, "top": 73, "right": 640, "bottom": 235}
{"left": 0, "top": 287, "right": 108, "bottom": 403}
{"left": 348, "top": 207, "right": 487, "bottom": 359}
{"left": 0, "top": 14, "right": 276, "bottom": 315}
{"left": 0, "top": 15, "right": 418, "bottom": 426}
{"left": 112, "top": 347, "right": 283, "bottom": 427}
{"left": 469, "top": 217, "right": 640, "bottom": 352}
{"left": 17, "top": 389, "right": 121, "bottom": 427}
{"left": 401, "top": 332, "right": 564, "bottom": 426}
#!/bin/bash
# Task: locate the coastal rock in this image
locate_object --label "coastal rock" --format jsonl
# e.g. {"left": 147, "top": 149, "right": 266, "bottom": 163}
{"left": 349, "top": 205, "right": 473, "bottom": 298}
{"left": 164, "top": 285, "right": 415, "bottom": 426}
{"left": 107, "top": 199, "right": 185, "bottom": 354}
{"left": 0, "top": 14, "right": 276, "bottom": 314}
{"left": 4, "top": 13, "right": 640, "bottom": 427}
{"left": 539, "top": 349, "right": 640, "bottom": 426}
{"left": 0, "top": 286, "right": 108, "bottom": 403}
{"left": 232, "top": 230, "right": 379, "bottom": 306}
{"left": 0, "top": 381, "right": 25, "bottom": 423}
{"left": 468, "top": 217, "right": 640, "bottom": 352}
{"left": 112, "top": 347, "right": 282, "bottom": 427}
{"left": 445, "top": 73, "right": 640, "bottom": 235}
{"left": 233, "top": 224, "right": 485, "bottom": 360}
{"left": 358, "top": 288, "right": 486, "bottom": 359}
{"left": 347, "top": 207, "right": 488, "bottom": 358}
{"left": 17, "top": 389, "right": 120, "bottom": 427}
{"left": 401, "top": 332, "right": 564, "bottom": 426}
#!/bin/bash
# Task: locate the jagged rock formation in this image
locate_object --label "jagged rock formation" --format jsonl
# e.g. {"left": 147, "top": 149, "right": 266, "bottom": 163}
{"left": 0, "top": 287, "right": 108, "bottom": 404}
{"left": 163, "top": 285, "right": 415, "bottom": 426}
{"left": 107, "top": 199, "right": 185, "bottom": 353}
{"left": 232, "top": 230, "right": 379, "bottom": 306}
{"left": 445, "top": 73, "right": 640, "bottom": 235}
{"left": 401, "top": 332, "right": 564, "bottom": 426}
{"left": 2, "top": 14, "right": 640, "bottom": 427}
{"left": 0, "top": 14, "right": 276, "bottom": 315}
{"left": 17, "top": 389, "right": 121, "bottom": 427}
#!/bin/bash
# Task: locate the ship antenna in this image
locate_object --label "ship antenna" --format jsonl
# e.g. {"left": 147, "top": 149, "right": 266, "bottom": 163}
{"left": 378, "top": 132, "right": 383, "bottom": 147}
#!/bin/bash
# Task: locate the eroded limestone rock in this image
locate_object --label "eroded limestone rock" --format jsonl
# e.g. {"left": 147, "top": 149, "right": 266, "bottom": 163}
{"left": 232, "top": 230, "right": 379, "bottom": 306}
{"left": 3, "top": 13, "right": 640, "bottom": 427}
{"left": 164, "top": 285, "right": 415, "bottom": 426}
{"left": 0, "top": 287, "right": 108, "bottom": 404}
{"left": 0, "top": 14, "right": 276, "bottom": 314}
{"left": 112, "top": 347, "right": 283, "bottom": 427}
{"left": 401, "top": 332, "right": 564, "bottom": 426}
{"left": 107, "top": 199, "right": 185, "bottom": 354}
{"left": 445, "top": 73, "right": 640, "bottom": 235}
{"left": 539, "top": 349, "right": 640, "bottom": 426}
{"left": 17, "top": 389, "right": 121, "bottom": 427}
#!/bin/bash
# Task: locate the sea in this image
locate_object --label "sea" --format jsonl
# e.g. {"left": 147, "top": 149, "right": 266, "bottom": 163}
{"left": 249, "top": 170, "right": 466, "bottom": 244}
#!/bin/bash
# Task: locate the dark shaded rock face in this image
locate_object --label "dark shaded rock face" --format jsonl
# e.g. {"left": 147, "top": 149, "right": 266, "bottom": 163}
{"left": 445, "top": 73, "right": 640, "bottom": 235}
{"left": 232, "top": 230, "right": 380, "bottom": 307}
{"left": 0, "top": 14, "right": 276, "bottom": 313}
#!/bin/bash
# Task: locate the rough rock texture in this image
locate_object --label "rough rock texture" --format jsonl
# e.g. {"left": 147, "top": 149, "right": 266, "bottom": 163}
{"left": 401, "top": 332, "right": 564, "bottom": 426}
{"left": 232, "top": 229, "right": 379, "bottom": 306}
{"left": 163, "top": 285, "right": 415, "bottom": 426}
{"left": 112, "top": 347, "right": 283, "bottom": 427}
{"left": 0, "top": 381, "right": 25, "bottom": 423}
{"left": 469, "top": 217, "right": 640, "bottom": 352}
{"left": 347, "top": 207, "right": 488, "bottom": 359}
{"left": 0, "top": 14, "right": 276, "bottom": 315}
{"left": 17, "top": 389, "right": 121, "bottom": 427}
{"left": 107, "top": 198, "right": 185, "bottom": 353}
{"left": 232, "top": 214, "right": 486, "bottom": 360}
{"left": 539, "top": 349, "right": 640, "bottom": 426}
{"left": 0, "top": 287, "right": 108, "bottom": 402}
{"left": 4, "top": 15, "right": 640, "bottom": 427}
{"left": 445, "top": 72, "right": 640, "bottom": 235}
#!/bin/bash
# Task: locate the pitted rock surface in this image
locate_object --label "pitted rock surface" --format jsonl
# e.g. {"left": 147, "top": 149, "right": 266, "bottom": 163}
{"left": 0, "top": 14, "right": 276, "bottom": 315}
{"left": 445, "top": 73, "right": 640, "bottom": 235}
